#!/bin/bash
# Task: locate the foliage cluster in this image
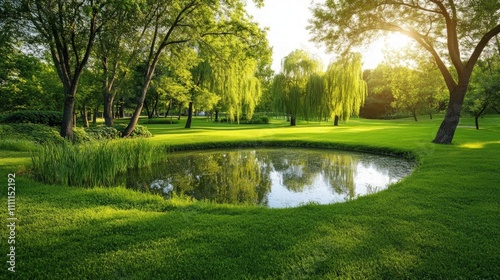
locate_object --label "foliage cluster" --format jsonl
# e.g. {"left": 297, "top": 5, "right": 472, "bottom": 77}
{"left": 1, "top": 110, "right": 63, "bottom": 126}
{"left": 0, "top": 123, "right": 63, "bottom": 144}
{"left": 146, "top": 118, "right": 179, "bottom": 125}
{"left": 272, "top": 50, "right": 367, "bottom": 126}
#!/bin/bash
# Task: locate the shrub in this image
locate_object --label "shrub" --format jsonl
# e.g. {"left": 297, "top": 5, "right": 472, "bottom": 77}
{"left": 113, "top": 124, "right": 153, "bottom": 138}
{"left": 146, "top": 118, "right": 179, "bottom": 125}
{"left": 250, "top": 116, "right": 270, "bottom": 124}
{"left": 85, "top": 126, "right": 121, "bottom": 140}
{"left": 0, "top": 139, "right": 37, "bottom": 151}
{"left": 0, "top": 123, "right": 63, "bottom": 144}
{"left": 1, "top": 111, "right": 63, "bottom": 126}
{"left": 72, "top": 127, "right": 92, "bottom": 144}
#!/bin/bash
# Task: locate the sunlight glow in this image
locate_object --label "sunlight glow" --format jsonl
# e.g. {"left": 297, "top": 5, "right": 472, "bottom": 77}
{"left": 355, "top": 34, "right": 413, "bottom": 70}
{"left": 246, "top": 1, "right": 415, "bottom": 72}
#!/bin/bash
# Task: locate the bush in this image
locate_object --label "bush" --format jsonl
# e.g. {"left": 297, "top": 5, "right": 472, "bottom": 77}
{"left": 146, "top": 118, "right": 179, "bottom": 125}
{"left": 1, "top": 111, "right": 63, "bottom": 126}
{"left": 0, "top": 123, "right": 63, "bottom": 144}
{"left": 85, "top": 126, "right": 122, "bottom": 140}
{"left": 113, "top": 124, "right": 153, "bottom": 138}
{"left": 249, "top": 116, "right": 270, "bottom": 124}
{"left": 72, "top": 127, "right": 92, "bottom": 144}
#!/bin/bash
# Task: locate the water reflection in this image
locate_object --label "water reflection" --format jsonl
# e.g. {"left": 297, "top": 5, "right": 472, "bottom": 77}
{"left": 122, "top": 148, "right": 414, "bottom": 208}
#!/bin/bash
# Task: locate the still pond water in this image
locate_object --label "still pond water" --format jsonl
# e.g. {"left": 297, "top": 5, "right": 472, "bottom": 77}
{"left": 123, "top": 148, "right": 415, "bottom": 208}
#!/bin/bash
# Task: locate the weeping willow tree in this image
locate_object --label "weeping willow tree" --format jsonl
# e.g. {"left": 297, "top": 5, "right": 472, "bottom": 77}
{"left": 185, "top": 59, "right": 219, "bottom": 128}
{"left": 212, "top": 55, "right": 262, "bottom": 123}
{"left": 324, "top": 53, "right": 367, "bottom": 126}
{"left": 271, "top": 49, "right": 322, "bottom": 126}
{"left": 304, "top": 74, "right": 327, "bottom": 121}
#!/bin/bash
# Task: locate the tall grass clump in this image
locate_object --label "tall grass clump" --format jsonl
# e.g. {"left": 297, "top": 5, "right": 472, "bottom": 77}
{"left": 31, "top": 139, "right": 166, "bottom": 187}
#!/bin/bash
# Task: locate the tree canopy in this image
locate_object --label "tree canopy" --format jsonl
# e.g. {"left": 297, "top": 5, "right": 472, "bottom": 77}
{"left": 310, "top": 0, "right": 500, "bottom": 143}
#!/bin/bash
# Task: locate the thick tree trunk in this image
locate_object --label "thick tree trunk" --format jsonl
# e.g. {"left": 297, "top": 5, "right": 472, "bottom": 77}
{"left": 103, "top": 94, "right": 114, "bottom": 126}
{"left": 290, "top": 116, "right": 296, "bottom": 126}
{"left": 215, "top": 110, "right": 219, "bottom": 122}
{"left": 60, "top": 88, "right": 77, "bottom": 139}
{"left": 185, "top": 102, "right": 194, "bottom": 128}
{"left": 432, "top": 84, "right": 468, "bottom": 144}
{"left": 334, "top": 115, "right": 339, "bottom": 126}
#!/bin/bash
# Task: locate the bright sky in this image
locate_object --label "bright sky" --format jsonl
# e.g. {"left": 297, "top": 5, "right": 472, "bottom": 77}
{"left": 245, "top": 0, "right": 411, "bottom": 72}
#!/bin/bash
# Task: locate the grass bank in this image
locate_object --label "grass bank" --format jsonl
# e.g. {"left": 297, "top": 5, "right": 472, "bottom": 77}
{"left": 1, "top": 115, "right": 499, "bottom": 279}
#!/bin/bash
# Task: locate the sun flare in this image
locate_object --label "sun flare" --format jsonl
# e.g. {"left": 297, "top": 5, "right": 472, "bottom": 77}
{"left": 359, "top": 33, "right": 413, "bottom": 69}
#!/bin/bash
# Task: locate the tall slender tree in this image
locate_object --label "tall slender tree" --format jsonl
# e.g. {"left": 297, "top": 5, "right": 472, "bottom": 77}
{"left": 122, "top": 0, "right": 265, "bottom": 137}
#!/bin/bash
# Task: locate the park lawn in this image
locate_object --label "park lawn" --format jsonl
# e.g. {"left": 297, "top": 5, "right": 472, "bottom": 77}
{"left": 1, "top": 116, "right": 499, "bottom": 279}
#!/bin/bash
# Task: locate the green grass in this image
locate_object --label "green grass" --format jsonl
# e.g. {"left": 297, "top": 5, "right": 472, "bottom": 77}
{"left": 1, "top": 115, "right": 500, "bottom": 279}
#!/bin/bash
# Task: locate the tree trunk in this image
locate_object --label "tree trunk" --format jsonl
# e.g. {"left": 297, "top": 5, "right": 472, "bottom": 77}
{"left": 81, "top": 104, "right": 89, "bottom": 128}
{"left": 165, "top": 98, "right": 172, "bottom": 117}
{"left": 185, "top": 102, "right": 194, "bottom": 128}
{"left": 119, "top": 102, "right": 124, "bottom": 118}
{"left": 215, "top": 110, "right": 219, "bottom": 122}
{"left": 290, "top": 115, "right": 296, "bottom": 126}
{"left": 475, "top": 115, "right": 480, "bottom": 130}
{"left": 93, "top": 106, "right": 98, "bottom": 125}
{"left": 60, "top": 88, "right": 77, "bottom": 139}
{"left": 334, "top": 115, "right": 339, "bottom": 126}
{"left": 103, "top": 93, "right": 114, "bottom": 126}
{"left": 123, "top": 78, "right": 152, "bottom": 137}
{"left": 432, "top": 84, "right": 468, "bottom": 144}
{"left": 412, "top": 110, "right": 418, "bottom": 122}
{"left": 152, "top": 94, "right": 159, "bottom": 118}
{"left": 145, "top": 99, "right": 152, "bottom": 119}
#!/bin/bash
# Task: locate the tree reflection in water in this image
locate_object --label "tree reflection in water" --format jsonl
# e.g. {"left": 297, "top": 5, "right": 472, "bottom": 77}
{"left": 123, "top": 148, "right": 414, "bottom": 208}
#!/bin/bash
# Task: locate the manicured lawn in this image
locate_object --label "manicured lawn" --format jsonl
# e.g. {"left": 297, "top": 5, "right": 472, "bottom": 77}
{"left": 1, "top": 116, "right": 499, "bottom": 279}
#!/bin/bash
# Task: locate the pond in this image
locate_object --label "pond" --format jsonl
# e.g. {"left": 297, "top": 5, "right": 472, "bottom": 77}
{"left": 122, "top": 148, "right": 415, "bottom": 208}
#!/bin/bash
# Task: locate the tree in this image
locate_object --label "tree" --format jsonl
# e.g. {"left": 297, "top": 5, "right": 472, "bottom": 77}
{"left": 360, "top": 67, "right": 395, "bottom": 119}
{"left": 122, "top": 0, "right": 265, "bottom": 137}
{"left": 310, "top": 0, "right": 500, "bottom": 143}
{"left": 184, "top": 59, "right": 219, "bottom": 128}
{"left": 95, "top": 1, "right": 144, "bottom": 126}
{"left": 271, "top": 50, "right": 322, "bottom": 126}
{"left": 323, "top": 53, "right": 367, "bottom": 126}
{"left": 19, "top": 0, "right": 107, "bottom": 140}
{"left": 464, "top": 56, "right": 500, "bottom": 129}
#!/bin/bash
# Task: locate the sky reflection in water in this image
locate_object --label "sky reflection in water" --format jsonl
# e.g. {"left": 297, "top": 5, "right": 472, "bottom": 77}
{"left": 124, "top": 148, "right": 415, "bottom": 208}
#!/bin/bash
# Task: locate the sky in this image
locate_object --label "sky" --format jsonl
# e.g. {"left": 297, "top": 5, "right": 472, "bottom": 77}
{"left": 245, "top": 0, "right": 410, "bottom": 72}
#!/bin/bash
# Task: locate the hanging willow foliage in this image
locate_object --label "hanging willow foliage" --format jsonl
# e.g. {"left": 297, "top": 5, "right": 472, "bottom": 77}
{"left": 271, "top": 50, "right": 322, "bottom": 125}
{"left": 211, "top": 52, "right": 262, "bottom": 123}
{"left": 324, "top": 52, "right": 367, "bottom": 123}
{"left": 304, "top": 74, "right": 327, "bottom": 121}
